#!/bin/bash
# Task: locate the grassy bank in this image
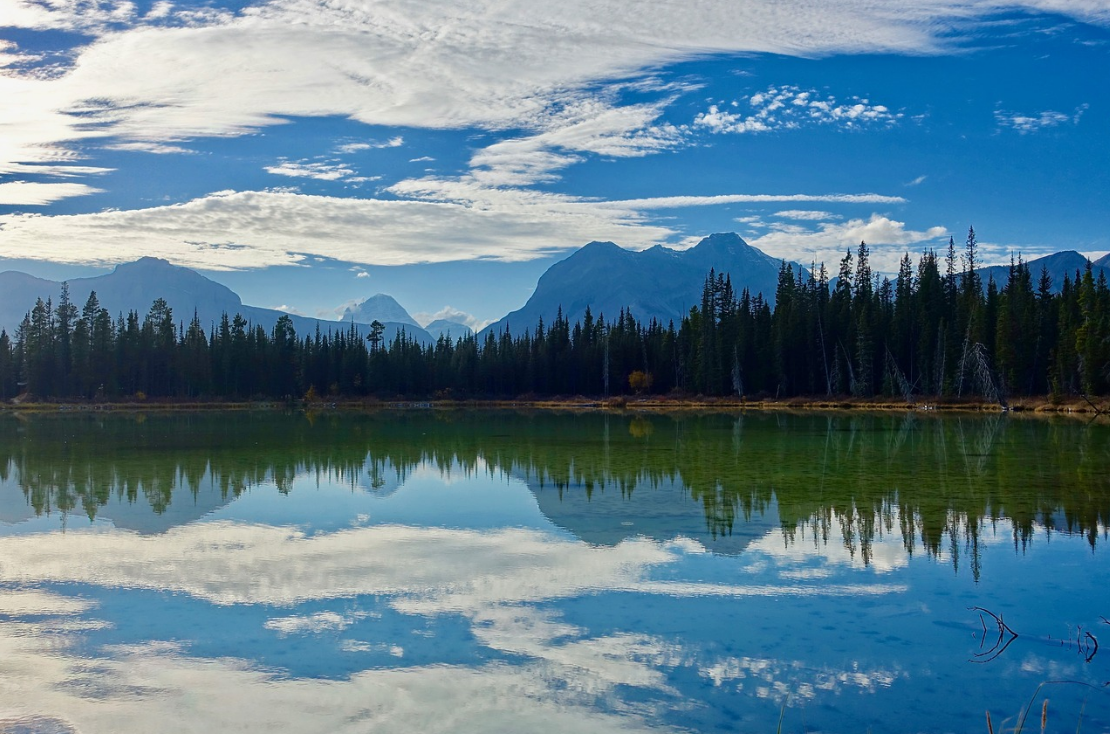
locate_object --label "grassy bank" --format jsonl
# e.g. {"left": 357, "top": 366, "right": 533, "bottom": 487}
{"left": 2, "top": 393, "right": 1108, "bottom": 416}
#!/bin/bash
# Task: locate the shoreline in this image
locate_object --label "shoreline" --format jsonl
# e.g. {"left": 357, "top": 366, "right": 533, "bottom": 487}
{"left": 2, "top": 394, "right": 1107, "bottom": 417}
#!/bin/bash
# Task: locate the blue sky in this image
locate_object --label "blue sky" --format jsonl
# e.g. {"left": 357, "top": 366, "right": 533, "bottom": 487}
{"left": 1, "top": 1, "right": 1107, "bottom": 328}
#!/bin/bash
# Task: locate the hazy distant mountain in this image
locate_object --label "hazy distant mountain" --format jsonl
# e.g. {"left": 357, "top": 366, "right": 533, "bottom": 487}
{"left": 978, "top": 250, "right": 1110, "bottom": 291}
{"left": 0, "top": 270, "right": 65, "bottom": 337}
{"left": 0, "top": 256, "right": 245, "bottom": 336}
{"left": 0, "top": 258, "right": 432, "bottom": 344}
{"left": 481, "top": 233, "right": 796, "bottom": 336}
{"left": 424, "top": 319, "right": 474, "bottom": 340}
{"left": 342, "top": 293, "right": 421, "bottom": 328}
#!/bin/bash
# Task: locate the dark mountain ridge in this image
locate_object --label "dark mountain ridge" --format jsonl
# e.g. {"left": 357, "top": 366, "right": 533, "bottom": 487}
{"left": 481, "top": 233, "right": 798, "bottom": 337}
{"left": 978, "top": 250, "right": 1110, "bottom": 291}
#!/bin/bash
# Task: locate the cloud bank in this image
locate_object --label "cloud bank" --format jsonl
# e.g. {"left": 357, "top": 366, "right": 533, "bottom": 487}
{"left": 3, "top": 0, "right": 1107, "bottom": 181}
{"left": 2, "top": 0, "right": 1103, "bottom": 273}
{"left": 0, "top": 188, "right": 676, "bottom": 269}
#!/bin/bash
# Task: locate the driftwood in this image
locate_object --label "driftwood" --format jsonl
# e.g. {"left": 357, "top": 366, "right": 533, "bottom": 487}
{"left": 969, "top": 606, "right": 1018, "bottom": 663}
{"left": 1081, "top": 393, "right": 1106, "bottom": 415}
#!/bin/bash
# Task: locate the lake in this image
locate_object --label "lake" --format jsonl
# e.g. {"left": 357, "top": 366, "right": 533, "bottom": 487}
{"left": 0, "top": 410, "right": 1108, "bottom": 733}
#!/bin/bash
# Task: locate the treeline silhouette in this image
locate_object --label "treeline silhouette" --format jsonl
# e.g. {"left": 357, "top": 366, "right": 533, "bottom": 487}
{"left": 3, "top": 411, "right": 1108, "bottom": 578}
{"left": 1, "top": 228, "right": 1108, "bottom": 400}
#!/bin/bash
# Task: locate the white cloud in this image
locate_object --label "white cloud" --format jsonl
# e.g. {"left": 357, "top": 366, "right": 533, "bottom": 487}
{"left": 265, "top": 159, "right": 356, "bottom": 181}
{"left": 0, "top": 38, "right": 45, "bottom": 69}
{"left": 612, "top": 193, "right": 906, "bottom": 210}
{"left": 0, "top": 0, "right": 143, "bottom": 32}
{"left": 0, "top": 188, "right": 673, "bottom": 269}
{"left": 273, "top": 304, "right": 306, "bottom": 316}
{"left": 356, "top": 271, "right": 370, "bottom": 278}
{"left": 905, "top": 175, "right": 927, "bottom": 186}
{"left": 468, "top": 100, "right": 682, "bottom": 187}
{"left": 695, "top": 85, "right": 901, "bottom": 135}
{"left": 0, "top": 627, "right": 677, "bottom": 734}
{"left": 103, "top": 141, "right": 195, "bottom": 154}
{"left": 773, "top": 210, "right": 839, "bottom": 221}
{"left": 264, "top": 610, "right": 372, "bottom": 635}
{"left": 0, "top": 181, "right": 103, "bottom": 205}
{"left": 145, "top": 1, "right": 172, "bottom": 20}
{"left": 0, "top": 589, "right": 95, "bottom": 616}
{"left": 2, "top": 0, "right": 1106, "bottom": 185}
{"left": 0, "top": 183, "right": 927, "bottom": 269}
{"left": 0, "top": 520, "right": 906, "bottom": 612}
{"left": 0, "top": 503, "right": 917, "bottom": 733}
{"left": 336, "top": 136, "right": 404, "bottom": 154}
{"left": 750, "top": 511, "right": 912, "bottom": 574}
{"left": 0, "top": 162, "right": 113, "bottom": 177}
{"left": 994, "top": 104, "right": 1087, "bottom": 133}
{"left": 694, "top": 106, "right": 771, "bottom": 134}
{"left": 700, "top": 653, "right": 902, "bottom": 702}
{"left": 749, "top": 214, "right": 948, "bottom": 272}
{"left": 413, "top": 306, "right": 486, "bottom": 331}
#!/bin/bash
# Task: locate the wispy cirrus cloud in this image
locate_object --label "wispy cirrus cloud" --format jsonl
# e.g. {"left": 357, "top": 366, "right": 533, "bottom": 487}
{"left": 103, "top": 141, "right": 196, "bottom": 155}
{"left": 0, "top": 180, "right": 103, "bottom": 205}
{"left": 3, "top": 0, "right": 1104, "bottom": 276}
{"left": 336, "top": 137, "right": 404, "bottom": 154}
{"left": 468, "top": 99, "right": 682, "bottom": 187}
{"left": 265, "top": 159, "right": 357, "bottom": 182}
{"left": 773, "top": 210, "right": 841, "bottom": 221}
{"left": 609, "top": 193, "right": 906, "bottom": 210}
{"left": 3, "top": 0, "right": 1107, "bottom": 187}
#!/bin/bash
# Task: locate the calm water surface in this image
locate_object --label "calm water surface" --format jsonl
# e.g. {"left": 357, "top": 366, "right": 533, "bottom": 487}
{"left": 0, "top": 410, "right": 1108, "bottom": 733}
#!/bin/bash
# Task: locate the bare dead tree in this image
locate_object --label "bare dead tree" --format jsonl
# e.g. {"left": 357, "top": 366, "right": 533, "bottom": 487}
{"left": 885, "top": 348, "right": 914, "bottom": 403}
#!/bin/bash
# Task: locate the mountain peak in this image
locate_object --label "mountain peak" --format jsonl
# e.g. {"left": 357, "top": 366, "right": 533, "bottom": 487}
{"left": 115, "top": 256, "right": 175, "bottom": 271}
{"left": 564, "top": 241, "right": 629, "bottom": 264}
{"left": 482, "top": 233, "right": 795, "bottom": 337}
{"left": 342, "top": 293, "right": 419, "bottom": 327}
{"left": 424, "top": 319, "right": 474, "bottom": 340}
{"left": 690, "top": 232, "right": 749, "bottom": 252}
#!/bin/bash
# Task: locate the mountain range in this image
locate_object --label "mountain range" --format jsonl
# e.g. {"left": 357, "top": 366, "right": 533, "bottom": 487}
{"left": 1, "top": 237, "right": 1107, "bottom": 344}
{"left": 0, "top": 258, "right": 434, "bottom": 344}
{"left": 979, "top": 250, "right": 1110, "bottom": 290}
{"left": 480, "top": 232, "right": 797, "bottom": 336}
{"left": 340, "top": 294, "right": 474, "bottom": 340}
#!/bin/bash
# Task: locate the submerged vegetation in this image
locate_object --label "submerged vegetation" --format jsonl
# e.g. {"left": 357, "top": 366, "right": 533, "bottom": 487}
{"left": 1, "top": 229, "right": 1108, "bottom": 402}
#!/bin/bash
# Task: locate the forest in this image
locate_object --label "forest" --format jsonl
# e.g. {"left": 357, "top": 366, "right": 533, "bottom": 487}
{"left": 1, "top": 228, "right": 1108, "bottom": 402}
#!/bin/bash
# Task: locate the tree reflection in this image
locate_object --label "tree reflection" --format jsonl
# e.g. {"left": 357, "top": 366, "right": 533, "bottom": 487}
{"left": 1, "top": 410, "right": 1107, "bottom": 576}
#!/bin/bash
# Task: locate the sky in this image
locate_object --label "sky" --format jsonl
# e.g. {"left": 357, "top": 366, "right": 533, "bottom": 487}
{"left": 1, "top": 1, "right": 1108, "bottom": 328}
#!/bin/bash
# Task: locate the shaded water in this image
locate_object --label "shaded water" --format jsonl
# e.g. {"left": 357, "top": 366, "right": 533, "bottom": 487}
{"left": 0, "top": 410, "right": 1108, "bottom": 733}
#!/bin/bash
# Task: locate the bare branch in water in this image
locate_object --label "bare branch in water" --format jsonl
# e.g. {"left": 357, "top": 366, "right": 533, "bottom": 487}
{"left": 968, "top": 606, "right": 1018, "bottom": 663}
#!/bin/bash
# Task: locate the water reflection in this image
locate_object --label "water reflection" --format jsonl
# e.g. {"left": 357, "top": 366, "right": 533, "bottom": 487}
{"left": 2, "top": 411, "right": 1108, "bottom": 572}
{"left": 0, "top": 411, "right": 1108, "bottom": 733}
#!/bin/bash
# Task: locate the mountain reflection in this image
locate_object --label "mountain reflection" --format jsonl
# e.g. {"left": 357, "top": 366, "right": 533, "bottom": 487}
{"left": 1, "top": 410, "right": 1107, "bottom": 574}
